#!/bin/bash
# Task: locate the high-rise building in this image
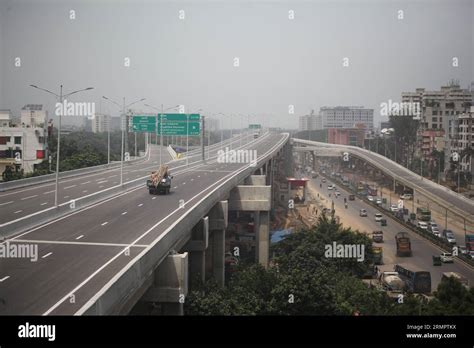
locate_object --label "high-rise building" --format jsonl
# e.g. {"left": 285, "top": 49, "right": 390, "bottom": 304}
{"left": 320, "top": 106, "right": 373, "bottom": 131}
{"left": 298, "top": 110, "right": 321, "bottom": 131}
{"left": 449, "top": 107, "right": 474, "bottom": 176}
{"left": 20, "top": 104, "right": 48, "bottom": 128}
{"left": 91, "top": 113, "right": 111, "bottom": 133}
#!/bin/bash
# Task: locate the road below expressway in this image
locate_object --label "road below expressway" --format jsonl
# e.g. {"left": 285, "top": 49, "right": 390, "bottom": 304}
{"left": 304, "top": 174, "right": 474, "bottom": 290}
{"left": 0, "top": 132, "right": 287, "bottom": 315}
{"left": 293, "top": 138, "right": 474, "bottom": 227}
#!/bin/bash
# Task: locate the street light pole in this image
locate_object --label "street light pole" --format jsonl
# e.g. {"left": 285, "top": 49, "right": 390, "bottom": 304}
{"left": 30, "top": 84, "right": 94, "bottom": 207}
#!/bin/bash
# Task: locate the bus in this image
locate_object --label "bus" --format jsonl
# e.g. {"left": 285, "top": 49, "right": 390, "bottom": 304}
{"left": 416, "top": 207, "right": 431, "bottom": 222}
{"left": 394, "top": 264, "right": 431, "bottom": 294}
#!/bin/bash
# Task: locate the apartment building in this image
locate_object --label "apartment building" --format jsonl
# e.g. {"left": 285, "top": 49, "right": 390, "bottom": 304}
{"left": 320, "top": 106, "right": 373, "bottom": 131}
{"left": 91, "top": 113, "right": 111, "bottom": 133}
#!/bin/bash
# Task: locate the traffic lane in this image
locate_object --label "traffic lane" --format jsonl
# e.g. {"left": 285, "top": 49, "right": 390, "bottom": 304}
{"left": 0, "top": 134, "right": 283, "bottom": 314}
{"left": 0, "top": 242, "right": 145, "bottom": 315}
{"left": 6, "top": 133, "right": 280, "bottom": 245}
{"left": 0, "top": 148, "right": 166, "bottom": 223}
{"left": 310, "top": 176, "right": 474, "bottom": 289}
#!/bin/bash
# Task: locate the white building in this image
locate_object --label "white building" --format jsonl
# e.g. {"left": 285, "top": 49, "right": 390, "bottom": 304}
{"left": 0, "top": 110, "right": 13, "bottom": 127}
{"left": 0, "top": 126, "right": 47, "bottom": 175}
{"left": 20, "top": 104, "right": 48, "bottom": 128}
{"left": 320, "top": 106, "right": 373, "bottom": 130}
{"left": 91, "top": 113, "right": 111, "bottom": 133}
{"left": 299, "top": 110, "right": 322, "bottom": 131}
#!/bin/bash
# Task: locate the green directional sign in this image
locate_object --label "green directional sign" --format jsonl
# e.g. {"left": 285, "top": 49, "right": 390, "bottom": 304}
{"left": 157, "top": 113, "right": 200, "bottom": 136}
{"left": 249, "top": 124, "right": 261, "bottom": 129}
{"left": 132, "top": 115, "right": 156, "bottom": 132}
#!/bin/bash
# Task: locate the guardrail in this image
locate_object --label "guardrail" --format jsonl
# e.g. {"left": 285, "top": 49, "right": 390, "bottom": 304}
{"left": 0, "top": 151, "right": 148, "bottom": 192}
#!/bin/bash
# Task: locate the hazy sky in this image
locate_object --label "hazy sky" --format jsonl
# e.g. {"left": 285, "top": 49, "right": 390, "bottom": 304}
{"left": 0, "top": 0, "right": 473, "bottom": 129}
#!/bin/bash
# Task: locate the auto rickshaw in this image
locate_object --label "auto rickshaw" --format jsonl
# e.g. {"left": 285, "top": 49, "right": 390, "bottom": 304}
{"left": 432, "top": 255, "right": 442, "bottom": 266}
{"left": 381, "top": 219, "right": 387, "bottom": 226}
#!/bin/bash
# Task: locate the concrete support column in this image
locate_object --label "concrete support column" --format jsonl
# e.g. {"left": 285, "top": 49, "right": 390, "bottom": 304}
{"left": 141, "top": 252, "right": 189, "bottom": 316}
{"left": 255, "top": 210, "right": 270, "bottom": 268}
{"left": 212, "top": 229, "right": 225, "bottom": 285}
{"left": 185, "top": 217, "right": 209, "bottom": 284}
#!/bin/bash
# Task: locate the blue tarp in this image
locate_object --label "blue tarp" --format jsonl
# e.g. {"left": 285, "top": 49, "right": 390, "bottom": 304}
{"left": 270, "top": 229, "right": 293, "bottom": 244}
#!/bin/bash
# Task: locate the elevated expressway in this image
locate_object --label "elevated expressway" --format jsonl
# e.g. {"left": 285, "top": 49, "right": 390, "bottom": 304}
{"left": 0, "top": 132, "right": 289, "bottom": 315}
{"left": 292, "top": 138, "right": 474, "bottom": 229}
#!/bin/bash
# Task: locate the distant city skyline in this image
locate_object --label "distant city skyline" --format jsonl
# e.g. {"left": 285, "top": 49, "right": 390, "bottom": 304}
{"left": 0, "top": 0, "right": 472, "bottom": 129}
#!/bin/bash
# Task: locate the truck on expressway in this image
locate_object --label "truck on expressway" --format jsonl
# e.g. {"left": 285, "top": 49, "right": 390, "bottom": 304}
{"left": 146, "top": 165, "right": 172, "bottom": 195}
{"left": 416, "top": 207, "right": 431, "bottom": 222}
{"left": 378, "top": 271, "right": 404, "bottom": 299}
{"left": 395, "top": 232, "right": 412, "bottom": 256}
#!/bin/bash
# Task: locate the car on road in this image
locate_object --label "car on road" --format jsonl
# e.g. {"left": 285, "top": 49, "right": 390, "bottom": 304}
{"left": 349, "top": 194, "right": 355, "bottom": 201}
{"left": 468, "top": 251, "right": 474, "bottom": 260}
{"left": 359, "top": 209, "right": 368, "bottom": 217}
{"left": 327, "top": 184, "right": 335, "bottom": 190}
{"left": 322, "top": 178, "right": 327, "bottom": 183}
{"left": 400, "top": 193, "right": 413, "bottom": 200}
{"left": 417, "top": 221, "right": 428, "bottom": 230}
{"left": 375, "top": 213, "right": 383, "bottom": 222}
{"left": 367, "top": 195, "right": 374, "bottom": 202}
{"left": 428, "top": 222, "right": 439, "bottom": 232}
{"left": 390, "top": 204, "right": 399, "bottom": 212}
{"left": 335, "top": 190, "right": 341, "bottom": 197}
{"left": 376, "top": 197, "right": 382, "bottom": 205}
{"left": 430, "top": 226, "right": 440, "bottom": 235}
{"left": 440, "top": 252, "right": 454, "bottom": 263}
{"left": 443, "top": 229, "right": 457, "bottom": 244}
{"left": 433, "top": 230, "right": 441, "bottom": 238}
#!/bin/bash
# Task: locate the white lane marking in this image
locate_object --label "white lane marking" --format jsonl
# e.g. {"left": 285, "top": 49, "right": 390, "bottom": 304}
{"left": 81, "top": 181, "right": 91, "bottom": 185}
{"left": 64, "top": 196, "right": 70, "bottom": 199}
{"left": 83, "top": 190, "right": 88, "bottom": 193}
{"left": 95, "top": 178, "right": 105, "bottom": 181}
{"left": 42, "top": 252, "right": 52, "bottom": 259}
{"left": 138, "top": 203, "right": 143, "bottom": 207}
{"left": 173, "top": 186, "right": 178, "bottom": 189}
{"left": 14, "top": 210, "right": 22, "bottom": 214}
{"left": 41, "top": 202, "right": 48, "bottom": 206}
{"left": 64, "top": 185, "right": 76, "bottom": 190}
{"left": 121, "top": 211, "right": 127, "bottom": 215}
{"left": 97, "top": 180, "right": 108, "bottom": 184}
{"left": 76, "top": 235, "right": 84, "bottom": 240}
{"left": 21, "top": 195, "right": 38, "bottom": 200}
{"left": 198, "top": 175, "right": 200, "bottom": 178}
{"left": 152, "top": 197, "right": 157, "bottom": 200}
{"left": 0, "top": 201, "right": 14, "bottom": 206}
{"left": 183, "top": 182, "right": 186, "bottom": 185}
{"left": 15, "top": 239, "right": 148, "bottom": 248}
{"left": 0, "top": 276, "right": 10, "bottom": 282}
{"left": 101, "top": 222, "right": 108, "bottom": 226}
{"left": 44, "top": 190, "right": 55, "bottom": 195}
{"left": 191, "top": 179, "right": 194, "bottom": 182}
{"left": 108, "top": 175, "right": 117, "bottom": 178}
